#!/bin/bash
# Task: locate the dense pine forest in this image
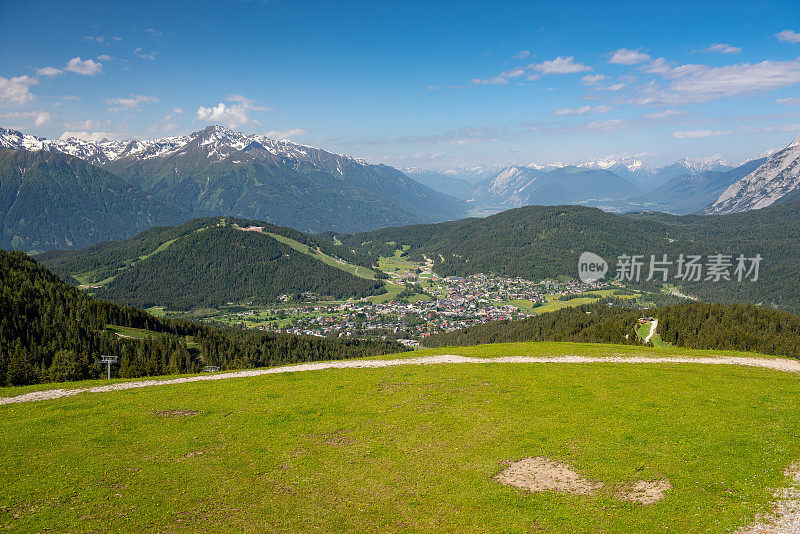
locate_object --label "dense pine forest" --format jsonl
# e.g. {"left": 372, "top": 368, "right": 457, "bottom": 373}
{"left": 422, "top": 302, "right": 641, "bottom": 348}
{"left": 0, "top": 250, "right": 405, "bottom": 387}
{"left": 333, "top": 201, "right": 800, "bottom": 313}
{"left": 423, "top": 300, "right": 800, "bottom": 359}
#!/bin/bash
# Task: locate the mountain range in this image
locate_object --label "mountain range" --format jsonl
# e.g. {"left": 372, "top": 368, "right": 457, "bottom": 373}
{"left": 0, "top": 126, "right": 467, "bottom": 251}
{"left": 3, "top": 124, "right": 800, "bottom": 258}
{"left": 405, "top": 139, "right": 800, "bottom": 217}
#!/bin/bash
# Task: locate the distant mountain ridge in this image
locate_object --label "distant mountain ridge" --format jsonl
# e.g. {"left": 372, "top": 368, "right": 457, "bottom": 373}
{"left": 469, "top": 165, "right": 641, "bottom": 210}
{"left": 0, "top": 126, "right": 468, "bottom": 239}
{"left": 619, "top": 158, "right": 766, "bottom": 215}
{"left": 407, "top": 155, "right": 751, "bottom": 215}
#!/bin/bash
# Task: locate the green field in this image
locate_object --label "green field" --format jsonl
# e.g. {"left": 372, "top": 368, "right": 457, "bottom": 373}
{"left": 367, "top": 282, "right": 405, "bottom": 304}
{"left": 2, "top": 342, "right": 799, "bottom": 532}
{"left": 104, "top": 325, "right": 199, "bottom": 349}
{"left": 377, "top": 250, "right": 418, "bottom": 273}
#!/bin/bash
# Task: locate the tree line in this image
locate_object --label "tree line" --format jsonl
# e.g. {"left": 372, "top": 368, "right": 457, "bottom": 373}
{"left": 0, "top": 250, "right": 406, "bottom": 387}
{"left": 423, "top": 298, "right": 800, "bottom": 360}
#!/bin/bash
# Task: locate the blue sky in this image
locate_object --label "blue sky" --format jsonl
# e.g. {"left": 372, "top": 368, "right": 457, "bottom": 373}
{"left": 1, "top": 0, "right": 800, "bottom": 169}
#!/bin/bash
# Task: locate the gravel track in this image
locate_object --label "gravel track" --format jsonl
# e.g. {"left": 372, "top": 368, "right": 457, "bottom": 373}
{"left": 3, "top": 353, "right": 800, "bottom": 407}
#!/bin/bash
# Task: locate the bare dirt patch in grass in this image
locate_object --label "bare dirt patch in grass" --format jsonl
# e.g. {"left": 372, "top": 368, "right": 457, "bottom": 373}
{"left": 322, "top": 430, "right": 356, "bottom": 447}
{"left": 495, "top": 457, "right": 602, "bottom": 495}
{"left": 616, "top": 479, "right": 672, "bottom": 505}
{"left": 152, "top": 409, "right": 200, "bottom": 418}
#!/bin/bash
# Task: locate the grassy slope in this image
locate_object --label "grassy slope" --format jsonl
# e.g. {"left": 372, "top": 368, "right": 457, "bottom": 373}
{"left": 2, "top": 342, "right": 800, "bottom": 532}
{"left": 267, "top": 232, "right": 376, "bottom": 279}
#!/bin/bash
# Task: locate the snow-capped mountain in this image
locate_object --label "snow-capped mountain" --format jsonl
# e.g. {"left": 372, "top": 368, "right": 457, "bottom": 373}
{"left": 471, "top": 164, "right": 640, "bottom": 210}
{"left": 0, "top": 125, "right": 358, "bottom": 168}
{"left": 0, "top": 125, "right": 467, "bottom": 235}
{"left": 578, "top": 156, "right": 650, "bottom": 176}
{"left": 705, "top": 134, "right": 800, "bottom": 215}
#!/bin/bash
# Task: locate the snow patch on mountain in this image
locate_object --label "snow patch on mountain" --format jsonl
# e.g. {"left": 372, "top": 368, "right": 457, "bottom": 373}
{"left": 0, "top": 125, "right": 367, "bottom": 168}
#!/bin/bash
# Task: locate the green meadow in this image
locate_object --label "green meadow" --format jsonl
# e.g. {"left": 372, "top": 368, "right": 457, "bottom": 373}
{"left": 2, "top": 342, "right": 800, "bottom": 532}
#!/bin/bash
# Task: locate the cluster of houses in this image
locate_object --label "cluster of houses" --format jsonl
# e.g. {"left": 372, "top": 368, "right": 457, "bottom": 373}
{"left": 235, "top": 273, "right": 608, "bottom": 340}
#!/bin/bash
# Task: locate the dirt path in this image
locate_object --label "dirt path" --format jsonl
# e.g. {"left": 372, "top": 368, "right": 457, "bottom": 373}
{"left": 3, "top": 353, "right": 800, "bottom": 407}
{"left": 644, "top": 320, "right": 659, "bottom": 344}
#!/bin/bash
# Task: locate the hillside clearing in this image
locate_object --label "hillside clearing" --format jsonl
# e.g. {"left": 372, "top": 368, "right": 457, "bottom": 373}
{"left": 266, "top": 231, "right": 376, "bottom": 280}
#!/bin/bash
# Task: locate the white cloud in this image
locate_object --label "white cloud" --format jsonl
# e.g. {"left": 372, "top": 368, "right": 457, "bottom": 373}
{"left": 0, "top": 110, "right": 51, "bottom": 126}
{"left": 608, "top": 49, "right": 650, "bottom": 65}
{"left": 641, "top": 109, "right": 686, "bottom": 120}
{"left": 581, "top": 74, "right": 607, "bottom": 85}
{"left": 0, "top": 75, "right": 37, "bottom": 105}
{"left": 672, "top": 130, "right": 733, "bottom": 139}
{"left": 585, "top": 119, "right": 626, "bottom": 131}
{"left": 776, "top": 30, "right": 800, "bottom": 43}
{"left": 552, "top": 104, "right": 611, "bottom": 116}
{"left": 638, "top": 59, "right": 800, "bottom": 104}
{"left": 133, "top": 48, "right": 156, "bottom": 60}
{"left": 82, "top": 35, "right": 107, "bottom": 44}
{"left": 96, "top": 54, "right": 114, "bottom": 61}
{"left": 196, "top": 103, "right": 250, "bottom": 128}
{"left": 59, "top": 131, "right": 118, "bottom": 142}
{"left": 742, "top": 123, "right": 800, "bottom": 134}
{"left": 173, "top": 107, "right": 184, "bottom": 114}
{"left": 512, "top": 50, "right": 530, "bottom": 60}
{"left": 642, "top": 57, "right": 671, "bottom": 74}
{"left": 34, "top": 111, "right": 51, "bottom": 126}
{"left": 472, "top": 56, "right": 589, "bottom": 85}
{"left": 265, "top": 128, "right": 307, "bottom": 139}
{"left": 105, "top": 94, "right": 160, "bottom": 112}
{"left": 65, "top": 119, "right": 100, "bottom": 130}
{"left": 472, "top": 66, "right": 528, "bottom": 85}
{"left": 705, "top": 43, "right": 741, "bottom": 54}
{"left": 777, "top": 97, "right": 800, "bottom": 105}
{"left": 145, "top": 28, "right": 163, "bottom": 37}
{"left": 195, "top": 95, "right": 269, "bottom": 128}
{"left": 534, "top": 56, "right": 590, "bottom": 74}
{"left": 65, "top": 57, "right": 103, "bottom": 76}
{"left": 36, "top": 66, "right": 63, "bottom": 77}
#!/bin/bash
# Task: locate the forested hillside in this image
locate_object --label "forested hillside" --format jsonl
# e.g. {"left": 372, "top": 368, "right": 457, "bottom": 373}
{"left": 0, "top": 250, "right": 405, "bottom": 386}
{"left": 424, "top": 300, "right": 800, "bottom": 359}
{"left": 38, "top": 217, "right": 386, "bottom": 309}
{"left": 423, "top": 302, "right": 640, "bottom": 348}
{"left": 334, "top": 201, "right": 800, "bottom": 312}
